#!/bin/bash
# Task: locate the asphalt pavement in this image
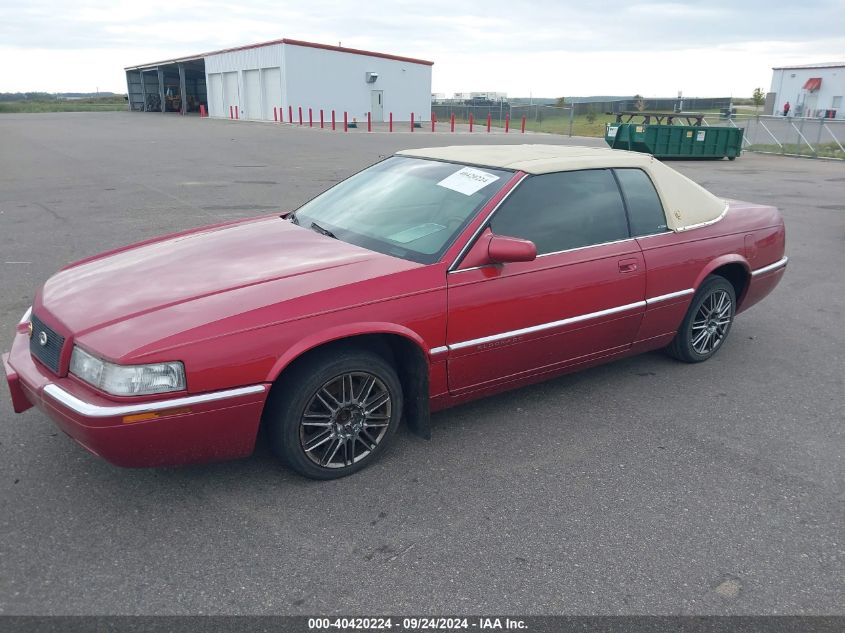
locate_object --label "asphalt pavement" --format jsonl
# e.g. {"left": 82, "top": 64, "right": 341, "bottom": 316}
{"left": 0, "top": 113, "right": 842, "bottom": 615}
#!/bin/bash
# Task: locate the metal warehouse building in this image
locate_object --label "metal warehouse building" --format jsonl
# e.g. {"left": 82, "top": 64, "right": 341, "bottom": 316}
{"left": 125, "top": 39, "right": 434, "bottom": 123}
{"left": 769, "top": 62, "right": 844, "bottom": 119}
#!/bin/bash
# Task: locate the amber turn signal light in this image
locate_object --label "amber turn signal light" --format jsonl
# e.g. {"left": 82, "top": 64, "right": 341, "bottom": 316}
{"left": 122, "top": 408, "right": 191, "bottom": 424}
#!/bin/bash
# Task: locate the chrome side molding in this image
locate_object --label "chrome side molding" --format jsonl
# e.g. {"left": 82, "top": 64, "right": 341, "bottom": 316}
{"left": 645, "top": 289, "right": 695, "bottom": 305}
{"left": 448, "top": 300, "right": 647, "bottom": 352}
{"left": 751, "top": 256, "right": 788, "bottom": 277}
{"left": 430, "top": 288, "right": 700, "bottom": 355}
{"left": 43, "top": 383, "right": 267, "bottom": 418}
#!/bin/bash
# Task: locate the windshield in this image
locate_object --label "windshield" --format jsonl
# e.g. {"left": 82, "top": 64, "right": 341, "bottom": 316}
{"left": 291, "top": 156, "right": 511, "bottom": 264}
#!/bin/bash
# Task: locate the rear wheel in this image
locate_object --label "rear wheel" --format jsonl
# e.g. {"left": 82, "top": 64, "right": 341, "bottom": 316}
{"left": 265, "top": 349, "right": 402, "bottom": 479}
{"left": 667, "top": 275, "right": 736, "bottom": 363}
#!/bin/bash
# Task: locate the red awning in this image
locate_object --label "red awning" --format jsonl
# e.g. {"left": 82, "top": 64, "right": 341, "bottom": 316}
{"left": 803, "top": 77, "right": 822, "bottom": 91}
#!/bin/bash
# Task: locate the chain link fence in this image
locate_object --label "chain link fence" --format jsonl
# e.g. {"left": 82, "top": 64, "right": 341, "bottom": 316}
{"left": 431, "top": 100, "right": 844, "bottom": 159}
{"left": 432, "top": 103, "right": 538, "bottom": 127}
{"left": 432, "top": 103, "right": 578, "bottom": 134}
{"left": 433, "top": 98, "right": 735, "bottom": 138}
{"left": 707, "top": 114, "right": 845, "bottom": 159}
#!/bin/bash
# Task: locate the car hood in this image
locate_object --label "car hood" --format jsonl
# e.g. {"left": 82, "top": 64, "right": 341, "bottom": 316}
{"left": 37, "top": 216, "right": 416, "bottom": 337}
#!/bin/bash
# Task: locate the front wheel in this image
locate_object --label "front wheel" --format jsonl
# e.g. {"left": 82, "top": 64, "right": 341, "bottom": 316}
{"left": 265, "top": 349, "right": 403, "bottom": 479}
{"left": 666, "top": 275, "right": 736, "bottom": 363}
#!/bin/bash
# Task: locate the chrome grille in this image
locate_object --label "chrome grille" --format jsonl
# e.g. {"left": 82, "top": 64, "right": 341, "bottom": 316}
{"left": 29, "top": 314, "right": 65, "bottom": 374}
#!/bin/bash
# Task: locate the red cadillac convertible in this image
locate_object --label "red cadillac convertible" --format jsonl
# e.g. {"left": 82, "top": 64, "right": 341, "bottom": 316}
{"left": 3, "top": 145, "right": 787, "bottom": 479}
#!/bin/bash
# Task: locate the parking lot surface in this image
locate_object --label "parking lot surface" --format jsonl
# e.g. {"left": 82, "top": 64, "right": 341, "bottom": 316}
{"left": 0, "top": 113, "right": 843, "bottom": 615}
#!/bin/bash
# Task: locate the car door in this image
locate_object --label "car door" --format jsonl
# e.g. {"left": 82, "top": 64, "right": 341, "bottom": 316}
{"left": 610, "top": 167, "right": 690, "bottom": 347}
{"left": 445, "top": 168, "right": 646, "bottom": 394}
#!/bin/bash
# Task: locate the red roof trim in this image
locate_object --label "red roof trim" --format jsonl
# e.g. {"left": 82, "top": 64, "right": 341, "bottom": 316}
{"left": 802, "top": 77, "right": 822, "bottom": 91}
{"left": 772, "top": 62, "right": 845, "bottom": 70}
{"left": 125, "top": 38, "right": 433, "bottom": 70}
{"left": 281, "top": 39, "right": 433, "bottom": 66}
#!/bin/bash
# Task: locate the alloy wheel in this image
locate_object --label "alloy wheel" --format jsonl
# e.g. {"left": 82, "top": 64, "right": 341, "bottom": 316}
{"left": 299, "top": 372, "right": 392, "bottom": 469}
{"left": 690, "top": 289, "right": 733, "bottom": 355}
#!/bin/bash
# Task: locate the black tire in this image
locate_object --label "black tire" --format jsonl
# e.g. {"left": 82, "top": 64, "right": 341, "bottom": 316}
{"left": 666, "top": 275, "right": 736, "bottom": 363}
{"left": 264, "top": 348, "right": 403, "bottom": 480}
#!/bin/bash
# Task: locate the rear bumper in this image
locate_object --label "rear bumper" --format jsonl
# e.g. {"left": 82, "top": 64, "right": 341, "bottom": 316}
{"left": 2, "top": 330, "right": 269, "bottom": 468}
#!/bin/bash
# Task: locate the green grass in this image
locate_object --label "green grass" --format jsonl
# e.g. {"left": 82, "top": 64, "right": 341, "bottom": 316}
{"left": 521, "top": 112, "right": 618, "bottom": 137}
{"left": 747, "top": 142, "right": 845, "bottom": 160}
{"left": 0, "top": 97, "right": 127, "bottom": 113}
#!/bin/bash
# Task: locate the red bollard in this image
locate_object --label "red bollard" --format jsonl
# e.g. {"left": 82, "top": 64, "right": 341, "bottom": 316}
{"left": 389, "top": 112, "right": 393, "bottom": 132}
{"left": 432, "top": 112, "right": 436, "bottom": 132}
{"left": 411, "top": 112, "right": 415, "bottom": 132}
{"left": 288, "top": 106, "right": 293, "bottom": 124}
{"left": 199, "top": 104, "right": 206, "bottom": 118}
{"left": 332, "top": 110, "right": 336, "bottom": 131}
{"left": 320, "top": 110, "right": 324, "bottom": 129}
{"left": 521, "top": 115, "right": 526, "bottom": 133}
{"left": 234, "top": 106, "right": 239, "bottom": 120}
{"left": 229, "top": 105, "right": 233, "bottom": 119}
{"left": 343, "top": 111, "right": 348, "bottom": 132}
{"left": 469, "top": 113, "right": 474, "bottom": 132}
{"left": 309, "top": 108, "right": 313, "bottom": 127}
{"left": 450, "top": 113, "right": 455, "bottom": 133}
{"left": 367, "top": 111, "right": 371, "bottom": 132}
{"left": 487, "top": 113, "right": 491, "bottom": 132}
{"left": 274, "top": 107, "right": 278, "bottom": 122}
{"left": 298, "top": 107, "right": 303, "bottom": 126}
{"left": 505, "top": 114, "right": 510, "bottom": 133}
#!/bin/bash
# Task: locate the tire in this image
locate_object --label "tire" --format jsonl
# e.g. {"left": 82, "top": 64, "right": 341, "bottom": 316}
{"left": 264, "top": 348, "right": 403, "bottom": 479}
{"left": 666, "top": 275, "right": 736, "bottom": 363}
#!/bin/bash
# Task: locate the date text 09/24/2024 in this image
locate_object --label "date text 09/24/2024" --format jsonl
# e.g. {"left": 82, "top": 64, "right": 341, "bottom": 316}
{"left": 308, "top": 617, "right": 526, "bottom": 630}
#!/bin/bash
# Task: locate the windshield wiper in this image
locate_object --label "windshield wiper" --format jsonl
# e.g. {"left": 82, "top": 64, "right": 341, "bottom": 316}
{"left": 309, "top": 221, "right": 337, "bottom": 239}
{"left": 286, "top": 211, "right": 299, "bottom": 225}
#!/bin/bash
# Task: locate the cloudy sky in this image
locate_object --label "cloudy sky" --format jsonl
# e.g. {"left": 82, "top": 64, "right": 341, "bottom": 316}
{"left": 1, "top": 0, "right": 843, "bottom": 98}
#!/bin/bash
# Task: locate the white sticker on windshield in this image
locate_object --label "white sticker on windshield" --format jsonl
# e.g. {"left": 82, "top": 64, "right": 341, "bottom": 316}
{"left": 436, "top": 167, "right": 500, "bottom": 196}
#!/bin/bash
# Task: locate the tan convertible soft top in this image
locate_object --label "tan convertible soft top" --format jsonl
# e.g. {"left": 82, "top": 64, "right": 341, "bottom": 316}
{"left": 397, "top": 145, "right": 728, "bottom": 232}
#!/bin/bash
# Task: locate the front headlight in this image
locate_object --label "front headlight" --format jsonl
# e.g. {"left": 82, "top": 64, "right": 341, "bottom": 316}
{"left": 19, "top": 306, "right": 32, "bottom": 326}
{"left": 69, "top": 346, "right": 186, "bottom": 396}
{"left": 16, "top": 306, "right": 33, "bottom": 335}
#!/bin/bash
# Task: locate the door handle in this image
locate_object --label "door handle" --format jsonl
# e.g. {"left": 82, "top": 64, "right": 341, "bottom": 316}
{"left": 618, "top": 258, "right": 639, "bottom": 273}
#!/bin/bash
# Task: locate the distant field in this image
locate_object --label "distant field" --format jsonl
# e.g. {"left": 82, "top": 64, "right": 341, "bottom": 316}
{"left": 0, "top": 97, "right": 127, "bottom": 113}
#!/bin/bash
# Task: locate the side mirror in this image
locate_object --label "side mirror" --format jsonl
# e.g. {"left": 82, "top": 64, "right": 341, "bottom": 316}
{"left": 487, "top": 234, "right": 537, "bottom": 264}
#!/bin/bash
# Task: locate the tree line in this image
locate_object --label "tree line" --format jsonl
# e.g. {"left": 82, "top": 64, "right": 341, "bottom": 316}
{"left": 0, "top": 92, "right": 118, "bottom": 102}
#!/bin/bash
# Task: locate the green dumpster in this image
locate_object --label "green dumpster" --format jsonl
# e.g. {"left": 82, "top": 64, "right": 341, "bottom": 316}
{"left": 605, "top": 111, "right": 743, "bottom": 160}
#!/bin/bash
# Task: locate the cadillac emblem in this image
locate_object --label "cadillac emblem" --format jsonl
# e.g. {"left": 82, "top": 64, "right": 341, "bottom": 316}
{"left": 38, "top": 331, "right": 48, "bottom": 347}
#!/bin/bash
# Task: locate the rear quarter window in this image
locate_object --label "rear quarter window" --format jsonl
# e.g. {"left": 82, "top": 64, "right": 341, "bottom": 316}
{"left": 614, "top": 168, "right": 670, "bottom": 237}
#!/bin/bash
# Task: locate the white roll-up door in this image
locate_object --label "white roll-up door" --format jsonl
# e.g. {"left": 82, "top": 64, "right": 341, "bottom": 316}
{"left": 223, "top": 72, "right": 240, "bottom": 117}
{"left": 208, "top": 73, "right": 224, "bottom": 117}
{"left": 243, "top": 69, "right": 261, "bottom": 120}
{"left": 261, "top": 67, "right": 282, "bottom": 121}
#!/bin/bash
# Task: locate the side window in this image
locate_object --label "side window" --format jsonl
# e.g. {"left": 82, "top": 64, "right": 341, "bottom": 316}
{"left": 490, "top": 169, "right": 629, "bottom": 255}
{"left": 614, "top": 169, "right": 669, "bottom": 237}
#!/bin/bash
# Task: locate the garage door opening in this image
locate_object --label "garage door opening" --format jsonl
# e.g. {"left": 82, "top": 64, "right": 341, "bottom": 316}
{"left": 125, "top": 58, "right": 207, "bottom": 114}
